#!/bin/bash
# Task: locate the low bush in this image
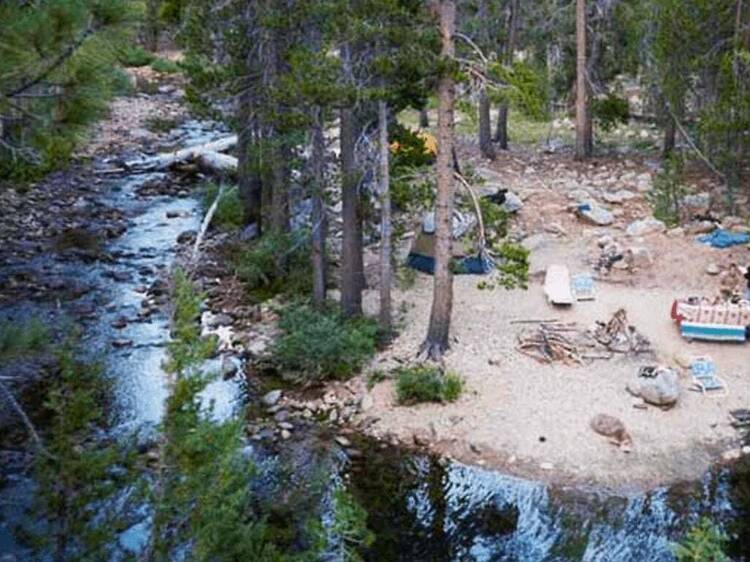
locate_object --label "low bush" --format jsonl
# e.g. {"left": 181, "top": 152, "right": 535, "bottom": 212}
{"left": 649, "top": 155, "right": 686, "bottom": 227}
{"left": 0, "top": 318, "right": 50, "bottom": 361}
{"left": 592, "top": 93, "right": 630, "bottom": 132}
{"left": 117, "top": 45, "right": 155, "bottom": 67}
{"left": 233, "top": 230, "right": 312, "bottom": 301}
{"left": 394, "top": 365, "right": 463, "bottom": 405}
{"left": 673, "top": 518, "right": 728, "bottom": 562}
{"left": 150, "top": 57, "right": 181, "bottom": 74}
{"left": 271, "top": 303, "right": 379, "bottom": 382}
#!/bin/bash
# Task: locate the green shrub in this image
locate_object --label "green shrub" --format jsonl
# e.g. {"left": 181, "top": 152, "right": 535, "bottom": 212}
{"left": 110, "top": 67, "right": 135, "bottom": 96}
{"left": 478, "top": 198, "right": 509, "bottom": 243}
{"left": 673, "top": 518, "right": 728, "bottom": 562}
{"left": 394, "top": 365, "right": 463, "bottom": 405}
{"left": 592, "top": 93, "right": 630, "bottom": 132}
{"left": 145, "top": 116, "right": 182, "bottom": 133}
{"left": 0, "top": 318, "right": 50, "bottom": 361}
{"left": 150, "top": 57, "right": 181, "bottom": 74}
{"left": 233, "top": 231, "right": 312, "bottom": 301}
{"left": 202, "top": 183, "right": 244, "bottom": 231}
{"left": 117, "top": 44, "right": 155, "bottom": 67}
{"left": 477, "top": 242, "right": 530, "bottom": 291}
{"left": 649, "top": 155, "right": 687, "bottom": 227}
{"left": 271, "top": 303, "right": 379, "bottom": 382}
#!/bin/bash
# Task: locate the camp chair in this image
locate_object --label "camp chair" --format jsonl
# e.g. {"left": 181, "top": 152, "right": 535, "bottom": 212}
{"left": 689, "top": 356, "right": 727, "bottom": 397}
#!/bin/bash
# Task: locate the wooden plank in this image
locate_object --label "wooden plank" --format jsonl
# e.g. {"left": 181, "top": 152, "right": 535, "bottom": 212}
{"left": 544, "top": 264, "right": 574, "bottom": 305}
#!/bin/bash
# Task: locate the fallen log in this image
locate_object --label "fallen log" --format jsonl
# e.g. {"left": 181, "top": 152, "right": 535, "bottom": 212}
{"left": 123, "top": 135, "right": 238, "bottom": 173}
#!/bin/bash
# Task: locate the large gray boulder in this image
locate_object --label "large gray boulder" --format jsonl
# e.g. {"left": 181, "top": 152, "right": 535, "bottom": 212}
{"left": 627, "top": 367, "right": 681, "bottom": 407}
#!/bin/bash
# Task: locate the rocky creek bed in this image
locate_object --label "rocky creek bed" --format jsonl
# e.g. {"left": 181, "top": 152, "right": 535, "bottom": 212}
{"left": 1, "top": 106, "right": 749, "bottom": 561}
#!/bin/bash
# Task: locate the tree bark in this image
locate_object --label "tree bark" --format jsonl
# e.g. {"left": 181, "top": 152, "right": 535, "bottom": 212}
{"left": 478, "top": 87, "right": 495, "bottom": 160}
{"left": 339, "top": 106, "right": 364, "bottom": 317}
{"left": 378, "top": 100, "right": 392, "bottom": 331}
{"left": 419, "top": 107, "right": 430, "bottom": 128}
{"left": 237, "top": 80, "right": 262, "bottom": 229}
{"left": 145, "top": 0, "right": 160, "bottom": 52}
{"left": 311, "top": 110, "right": 328, "bottom": 308}
{"left": 663, "top": 114, "right": 676, "bottom": 159}
{"left": 494, "top": 0, "right": 519, "bottom": 148}
{"left": 575, "top": 0, "right": 591, "bottom": 160}
{"left": 421, "top": 0, "right": 456, "bottom": 360}
{"left": 339, "top": 45, "right": 364, "bottom": 317}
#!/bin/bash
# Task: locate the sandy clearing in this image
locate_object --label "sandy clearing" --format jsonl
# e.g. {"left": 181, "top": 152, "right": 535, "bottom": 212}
{"left": 356, "top": 230, "right": 749, "bottom": 491}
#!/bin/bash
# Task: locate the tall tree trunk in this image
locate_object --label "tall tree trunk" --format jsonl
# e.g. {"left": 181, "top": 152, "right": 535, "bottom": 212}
{"left": 339, "top": 44, "right": 364, "bottom": 317}
{"left": 495, "top": 0, "right": 519, "bottom": 148}
{"left": 311, "top": 110, "right": 327, "bottom": 308}
{"left": 237, "top": 84, "right": 262, "bottom": 232}
{"left": 145, "top": 0, "right": 160, "bottom": 52}
{"left": 419, "top": 107, "right": 430, "bottom": 128}
{"left": 575, "top": 0, "right": 591, "bottom": 160}
{"left": 421, "top": 0, "right": 456, "bottom": 360}
{"left": 378, "top": 100, "right": 392, "bottom": 332}
{"left": 478, "top": 87, "right": 495, "bottom": 160}
{"left": 269, "top": 139, "right": 290, "bottom": 232}
{"left": 663, "top": 114, "right": 676, "bottom": 159}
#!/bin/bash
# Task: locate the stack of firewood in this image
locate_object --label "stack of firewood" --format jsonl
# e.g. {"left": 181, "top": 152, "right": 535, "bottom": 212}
{"left": 516, "top": 321, "right": 588, "bottom": 365}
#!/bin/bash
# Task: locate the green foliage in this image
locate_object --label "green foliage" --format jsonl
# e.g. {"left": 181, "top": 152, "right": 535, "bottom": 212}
{"left": 0, "top": 318, "right": 50, "bottom": 361}
{"left": 0, "top": 0, "right": 138, "bottom": 180}
{"left": 233, "top": 231, "right": 312, "bottom": 301}
{"left": 165, "top": 269, "right": 216, "bottom": 374}
{"left": 117, "top": 44, "right": 155, "bottom": 67}
{"left": 327, "top": 488, "right": 376, "bottom": 562}
{"left": 31, "top": 343, "right": 136, "bottom": 561}
{"left": 394, "top": 365, "right": 463, "bottom": 405}
{"left": 150, "top": 57, "right": 181, "bottom": 74}
{"left": 489, "top": 61, "right": 549, "bottom": 121}
{"left": 478, "top": 198, "right": 509, "bottom": 244}
{"left": 155, "top": 270, "right": 286, "bottom": 561}
{"left": 478, "top": 242, "right": 530, "bottom": 291}
{"left": 271, "top": 303, "right": 379, "bottom": 383}
{"left": 201, "top": 183, "right": 244, "bottom": 231}
{"left": 110, "top": 67, "right": 135, "bottom": 96}
{"left": 592, "top": 93, "right": 630, "bottom": 133}
{"left": 144, "top": 115, "right": 181, "bottom": 133}
{"left": 648, "top": 155, "right": 687, "bottom": 227}
{"left": 673, "top": 518, "right": 728, "bottom": 562}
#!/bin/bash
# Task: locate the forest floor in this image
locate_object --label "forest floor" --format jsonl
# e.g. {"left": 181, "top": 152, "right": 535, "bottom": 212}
{"left": 344, "top": 136, "right": 750, "bottom": 491}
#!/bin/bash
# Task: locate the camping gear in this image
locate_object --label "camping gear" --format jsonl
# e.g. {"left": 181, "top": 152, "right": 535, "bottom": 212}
{"left": 571, "top": 273, "right": 595, "bottom": 301}
{"left": 406, "top": 176, "right": 494, "bottom": 275}
{"left": 544, "top": 265, "right": 574, "bottom": 305}
{"left": 689, "top": 357, "right": 727, "bottom": 396}
{"left": 697, "top": 229, "right": 750, "bottom": 249}
{"left": 671, "top": 298, "right": 749, "bottom": 342}
{"left": 590, "top": 309, "right": 652, "bottom": 355}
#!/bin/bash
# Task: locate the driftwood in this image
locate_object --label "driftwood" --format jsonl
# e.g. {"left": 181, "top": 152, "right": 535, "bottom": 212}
{"left": 191, "top": 184, "right": 236, "bottom": 263}
{"left": 590, "top": 308, "right": 652, "bottom": 355}
{"left": 118, "top": 135, "right": 238, "bottom": 174}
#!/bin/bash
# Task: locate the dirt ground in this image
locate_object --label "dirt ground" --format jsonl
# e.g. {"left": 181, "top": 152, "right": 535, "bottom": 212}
{"left": 353, "top": 147, "right": 750, "bottom": 492}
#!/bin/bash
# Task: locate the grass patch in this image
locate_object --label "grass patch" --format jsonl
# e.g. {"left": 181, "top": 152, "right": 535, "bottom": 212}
{"left": 0, "top": 318, "right": 50, "bottom": 361}
{"left": 270, "top": 302, "right": 379, "bottom": 383}
{"left": 116, "top": 45, "right": 155, "bottom": 67}
{"left": 366, "top": 369, "right": 388, "bottom": 390}
{"left": 150, "top": 57, "right": 181, "bottom": 74}
{"left": 202, "top": 183, "right": 244, "bottom": 231}
{"left": 394, "top": 365, "right": 463, "bottom": 405}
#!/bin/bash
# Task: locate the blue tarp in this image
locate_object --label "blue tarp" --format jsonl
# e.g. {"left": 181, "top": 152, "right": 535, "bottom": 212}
{"left": 697, "top": 229, "right": 750, "bottom": 249}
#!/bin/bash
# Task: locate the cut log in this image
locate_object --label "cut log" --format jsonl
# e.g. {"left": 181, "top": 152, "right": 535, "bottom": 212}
{"left": 195, "top": 151, "right": 238, "bottom": 176}
{"left": 123, "top": 135, "right": 238, "bottom": 172}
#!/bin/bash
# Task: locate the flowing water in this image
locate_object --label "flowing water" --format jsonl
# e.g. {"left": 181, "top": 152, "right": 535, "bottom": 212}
{"left": 1, "top": 123, "right": 748, "bottom": 560}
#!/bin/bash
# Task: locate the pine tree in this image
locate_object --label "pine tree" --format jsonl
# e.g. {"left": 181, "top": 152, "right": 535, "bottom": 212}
{"left": 0, "top": 0, "right": 137, "bottom": 180}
